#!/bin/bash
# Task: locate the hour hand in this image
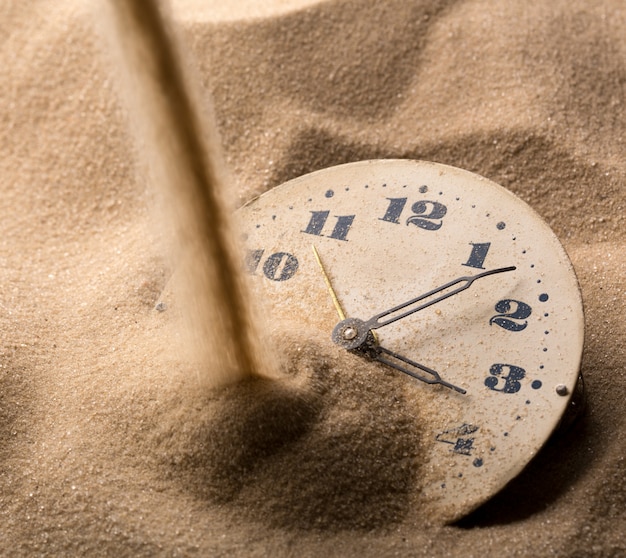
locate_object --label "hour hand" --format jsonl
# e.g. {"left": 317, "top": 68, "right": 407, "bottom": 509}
{"left": 333, "top": 325, "right": 465, "bottom": 394}
{"left": 332, "top": 319, "right": 466, "bottom": 394}
{"left": 374, "top": 345, "right": 466, "bottom": 394}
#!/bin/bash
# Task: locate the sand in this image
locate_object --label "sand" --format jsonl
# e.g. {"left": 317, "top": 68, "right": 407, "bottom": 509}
{"left": 0, "top": 0, "right": 625, "bottom": 556}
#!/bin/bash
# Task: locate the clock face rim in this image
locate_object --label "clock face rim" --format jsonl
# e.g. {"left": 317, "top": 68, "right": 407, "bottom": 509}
{"left": 236, "top": 159, "right": 585, "bottom": 522}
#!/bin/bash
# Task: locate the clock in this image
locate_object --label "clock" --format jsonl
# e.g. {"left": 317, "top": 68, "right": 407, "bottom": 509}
{"left": 235, "top": 159, "right": 584, "bottom": 523}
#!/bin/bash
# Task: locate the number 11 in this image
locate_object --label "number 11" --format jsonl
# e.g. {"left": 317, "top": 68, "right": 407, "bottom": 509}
{"left": 303, "top": 210, "right": 355, "bottom": 242}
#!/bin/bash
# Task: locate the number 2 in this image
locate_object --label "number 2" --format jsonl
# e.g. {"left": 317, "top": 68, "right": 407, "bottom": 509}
{"left": 490, "top": 299, "right": 532, "bottom": 332}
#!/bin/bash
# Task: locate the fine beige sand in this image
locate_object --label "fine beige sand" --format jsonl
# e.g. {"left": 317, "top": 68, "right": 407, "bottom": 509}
{"left": 1, "top": 0, "right": 625, "bottom": 556}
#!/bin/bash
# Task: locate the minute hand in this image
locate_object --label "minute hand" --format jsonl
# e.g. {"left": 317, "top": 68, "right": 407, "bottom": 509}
{"left": 362, "top": 266, "right": 516, "bottom": 331}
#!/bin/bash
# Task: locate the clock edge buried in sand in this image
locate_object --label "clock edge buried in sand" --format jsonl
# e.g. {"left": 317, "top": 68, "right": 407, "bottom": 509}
{"left": 235, "top": 159, "right": 584, "bottom": 522}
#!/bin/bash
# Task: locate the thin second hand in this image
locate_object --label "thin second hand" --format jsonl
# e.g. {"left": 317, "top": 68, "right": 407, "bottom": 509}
{"left": 311, "top": 245, "right": 346, "bottom": 320}
{"left": 313, "top": 245, "right": 380, "bottom": 344}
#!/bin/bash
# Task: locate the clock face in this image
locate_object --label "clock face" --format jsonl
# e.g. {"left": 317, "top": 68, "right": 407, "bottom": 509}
{"left": 236, "top": 159, "right": 584, "bottom": 522}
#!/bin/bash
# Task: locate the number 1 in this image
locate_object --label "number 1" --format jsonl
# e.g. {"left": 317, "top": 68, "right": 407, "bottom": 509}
{"left": 463, "top": 242, "right": 491, "bottom": 269}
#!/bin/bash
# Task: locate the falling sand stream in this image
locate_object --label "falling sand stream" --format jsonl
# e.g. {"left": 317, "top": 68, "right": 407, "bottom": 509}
{"left": 99, "top": 0, "right": 273, "bottom": 386}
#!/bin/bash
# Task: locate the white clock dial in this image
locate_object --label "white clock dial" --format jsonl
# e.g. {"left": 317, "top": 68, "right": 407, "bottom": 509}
{"left": 236, "top": 159, "right": 584, "bottom": 522}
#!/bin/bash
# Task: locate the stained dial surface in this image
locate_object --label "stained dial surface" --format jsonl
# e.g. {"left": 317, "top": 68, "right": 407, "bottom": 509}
{"left": 236, "top": 159, "right": 584, "bottom": 522}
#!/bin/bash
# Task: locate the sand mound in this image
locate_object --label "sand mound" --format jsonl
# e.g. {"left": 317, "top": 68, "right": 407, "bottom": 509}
{"left": 126, "top": 337, "right": 423, "bottom": 531}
